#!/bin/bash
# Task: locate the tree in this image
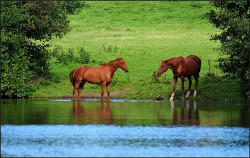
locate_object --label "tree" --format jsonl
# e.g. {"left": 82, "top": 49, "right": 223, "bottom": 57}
{"left": 1, "top": 1, "right": 85, "bottom": 98}
{"left": 205, "top": 1, "right": 250, "bottom": 99}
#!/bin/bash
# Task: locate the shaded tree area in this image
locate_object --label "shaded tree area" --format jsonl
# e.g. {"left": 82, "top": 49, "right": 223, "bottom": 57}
{"left": 1, "top": 1, "right": 86, "bottom": 98}
{"left": 205, "top": 1, "right": 250, "bottom": 99}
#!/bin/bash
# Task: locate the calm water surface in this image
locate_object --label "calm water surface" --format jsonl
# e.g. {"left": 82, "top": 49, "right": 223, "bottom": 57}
{"left": 1, "top": 99, "right": 249, "bottom": 157}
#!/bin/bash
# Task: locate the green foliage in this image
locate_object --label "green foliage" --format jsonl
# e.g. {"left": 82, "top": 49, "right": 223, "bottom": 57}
{"left": 205, "top": 1, "right": 250, "bottom": 99}
{"left": 1, "top": 1, "right": 86, "bottom": 98}
{"left": 76, "top": 47, "right": 91, "bottom": 64}
{"left": 51, "top": 46, "right": 91, "bottom": 65}
{"left": 1, "top": 31, "right": 35, "bottom": 98}
{"left": 59, "top": 1, "right": 89, "bottom": 15}
{"left": 190, "top": 3, "right": 203, "bottom": 9}
{"left": 102, "top": 44, "right": 118, "bottom": 54}
{"left": 52, "top": 46, "right": 74, "bottom": 65}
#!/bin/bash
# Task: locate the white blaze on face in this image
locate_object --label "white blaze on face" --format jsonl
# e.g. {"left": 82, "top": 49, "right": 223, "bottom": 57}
{"left": 193, "top": 90, "right": 197, "bottom": 97}
{"left": 185, "top": 91, "right": 190, "bottom": 97}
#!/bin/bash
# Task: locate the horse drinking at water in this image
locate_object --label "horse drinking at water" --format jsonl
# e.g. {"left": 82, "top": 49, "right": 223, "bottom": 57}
{"left": 157, "top": 55, "right": 201, "bottom": 101}
{"left": 70, "top": 57, "right": 129, "bottom": 100}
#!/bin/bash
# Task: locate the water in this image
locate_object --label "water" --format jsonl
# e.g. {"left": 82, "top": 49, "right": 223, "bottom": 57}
{"left": 1, "top": 99, "right": 249, "bottom": 157}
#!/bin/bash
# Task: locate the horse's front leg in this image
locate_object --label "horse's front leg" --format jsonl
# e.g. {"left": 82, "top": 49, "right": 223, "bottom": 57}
{"left": 106, "top": 83, "right": 111, "bottom": 100}
{"left": 101, "top": 82, "right": 106, "bottom": 99}
{"left": 181, "top": 76, "right": 185, "bottom": 100}
{"left": 170, "top": 76, "right": 178, "bottom": 101}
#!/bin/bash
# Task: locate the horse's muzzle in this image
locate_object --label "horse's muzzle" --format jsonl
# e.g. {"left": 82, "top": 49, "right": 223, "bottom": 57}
{"left": 157, "top": 73, "right": 161, "bottom": 77}
{"left": 125, "top": 69, "right": 129, "bottom": 73}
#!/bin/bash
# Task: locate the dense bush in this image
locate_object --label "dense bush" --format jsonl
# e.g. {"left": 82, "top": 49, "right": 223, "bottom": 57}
{"left": 205, "top": 1, "right": 250, "bottom": 99}
{"left": 77, "top": 47, "right": 91, "bottom": 64}
{"left": 51, "top": 46, "right": 91, "bottom": 65}
{"left": 52, "top": 46, "right": 74, "bottom": 65}
{"left": 1, "top": 1, "right": 86, "bottom": 98}
{"left": 1, "top": 32, "right": 35, "bottom": 98}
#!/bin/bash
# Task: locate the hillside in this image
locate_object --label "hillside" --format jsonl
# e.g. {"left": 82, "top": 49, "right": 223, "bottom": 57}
{"left": 32, "top": 1, "right": 244, "bottom": 101}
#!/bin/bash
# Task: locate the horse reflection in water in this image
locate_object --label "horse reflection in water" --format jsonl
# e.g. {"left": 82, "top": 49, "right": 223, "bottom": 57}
{"left": 171, "top": 101, "right": 199, "bottom": 126}
{"left": 72, "top": 99, "right": 112, "bottom": 124}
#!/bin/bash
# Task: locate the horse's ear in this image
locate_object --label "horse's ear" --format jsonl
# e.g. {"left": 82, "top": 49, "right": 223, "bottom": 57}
{"left": 120, "top": 56, "right": 123, "bottom": 59}
{"left": 161, "top": 59, "right": 164, "bottom": 62}
{"left": 164, "top": 60, "right": 168, "bottom": 63}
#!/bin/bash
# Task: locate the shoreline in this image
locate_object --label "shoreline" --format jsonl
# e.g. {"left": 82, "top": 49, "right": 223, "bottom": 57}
{"left": 21, "top": 96, "right": 249, "bottom": 103}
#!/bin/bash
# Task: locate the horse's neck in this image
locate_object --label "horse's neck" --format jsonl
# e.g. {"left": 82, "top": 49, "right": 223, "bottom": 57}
{"left": 168, "top": 57, "right": 182, "bottom": 71}
{"left": 106, "top": 61, "right": 119, "bottom": 74}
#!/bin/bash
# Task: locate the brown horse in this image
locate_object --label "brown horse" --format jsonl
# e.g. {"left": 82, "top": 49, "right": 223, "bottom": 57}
{"left": 70, "top": 57, "right": 128, "bottom": 100}
{"left": 157, "top": 55, "right": 201, "bottom": 101}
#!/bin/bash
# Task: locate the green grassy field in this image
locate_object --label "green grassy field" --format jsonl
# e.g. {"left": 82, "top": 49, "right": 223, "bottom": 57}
{"left": 32, "top": 1, "right": 244, "bottom": 101}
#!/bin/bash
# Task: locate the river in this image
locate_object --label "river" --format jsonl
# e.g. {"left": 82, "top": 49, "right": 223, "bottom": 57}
{"left": 1, "top": 99, "right": 249, "bottom": 157}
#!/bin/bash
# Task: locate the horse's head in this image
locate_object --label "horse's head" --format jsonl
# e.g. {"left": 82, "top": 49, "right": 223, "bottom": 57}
{"left": 157, "top": 59, "right": 168, "bottom": 77}
{"left": 118, "top": 57, "right": 129, "bottom": 72}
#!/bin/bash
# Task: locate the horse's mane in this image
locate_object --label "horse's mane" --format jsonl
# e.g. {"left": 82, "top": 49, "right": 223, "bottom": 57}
{"left": 99, "top": 58, "right": 120, "bottom": 67}
{"left": 167, "top": 56, "right": 184, "bottom": 67}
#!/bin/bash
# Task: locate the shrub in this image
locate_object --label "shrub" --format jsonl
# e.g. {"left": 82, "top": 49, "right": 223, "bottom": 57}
{"left": 1, "top": 1, "right": 86, "bottom": 98}
{"left": 102, "top": 44, "right": 118, "bottom": 54}
{"left": 1, "top": 32, "right": 35, "bottom": 98}
{"left": 205, "top": 1, "right": 250, "bottom": 99}
{"left": 76, "top": 47, "right": 91, "bottom": 64}
{"left": 56, "top": 48, "right": 75, "bottom": 65}
{"left": 51, "top": 46, "right": 91, "bottom": 65}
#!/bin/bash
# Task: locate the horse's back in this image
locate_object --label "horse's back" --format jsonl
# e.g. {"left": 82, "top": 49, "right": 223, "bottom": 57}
{"left": 74, "top": 65, "right": 95, "bottom": 79}
{"left": 74, "top": 65, "right": 105, "bottom": 83}
{"left": 184, "top": 55, "right": 201, "bottom": 74}
{"left": 186, "top": 55, "right": 201, "bottom": 66}
{"left": 75, "top": 65, "right": 99, "bottom": 72}
{"left": 186, "top": 55, "right": 200, "bottom": 62}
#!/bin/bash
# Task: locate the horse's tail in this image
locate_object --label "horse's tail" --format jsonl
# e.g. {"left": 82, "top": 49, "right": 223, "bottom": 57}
{"left": 196, "top": 56, "right": 201, "bottom": 73}
{"left": 69, "top": 69, "right": 76, "bottom": 87}
{"left": 197, "top": 56, "right": 201, "bottom": 70}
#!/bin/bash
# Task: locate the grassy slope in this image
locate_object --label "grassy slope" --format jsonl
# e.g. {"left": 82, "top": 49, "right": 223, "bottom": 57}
{"left": 32, "top": 1, "right": 244, "bottom": 101}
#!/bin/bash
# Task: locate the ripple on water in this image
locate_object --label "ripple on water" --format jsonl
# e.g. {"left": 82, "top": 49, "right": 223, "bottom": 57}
{"left": 1, "top": 125, "right": 249, "bottom": 157}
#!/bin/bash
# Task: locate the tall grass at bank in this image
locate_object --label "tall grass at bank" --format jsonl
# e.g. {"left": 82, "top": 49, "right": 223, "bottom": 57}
{"left": 32, "top": 1, "right": 244, "bottom": 101}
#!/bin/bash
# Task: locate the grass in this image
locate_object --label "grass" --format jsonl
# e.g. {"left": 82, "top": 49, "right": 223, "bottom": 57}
{"left": 32, "top": 1, "right": 244, "bottom": 101}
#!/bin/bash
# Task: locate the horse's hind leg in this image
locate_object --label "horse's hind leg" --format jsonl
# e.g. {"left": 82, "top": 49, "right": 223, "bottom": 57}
{"left": 193, "top": 74, "right": 199, "bottom": 97}
{"left": 185, "top": 76, "right": 192, "bottom": 98}
{"left": 77, "top": 81, "right": 86, "bottom": 100}
{"left": 73, "top": 81, "right": 81, "bottom": 100}
{"left": 181, "top": 76, "right": 185, "bottom": 100}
